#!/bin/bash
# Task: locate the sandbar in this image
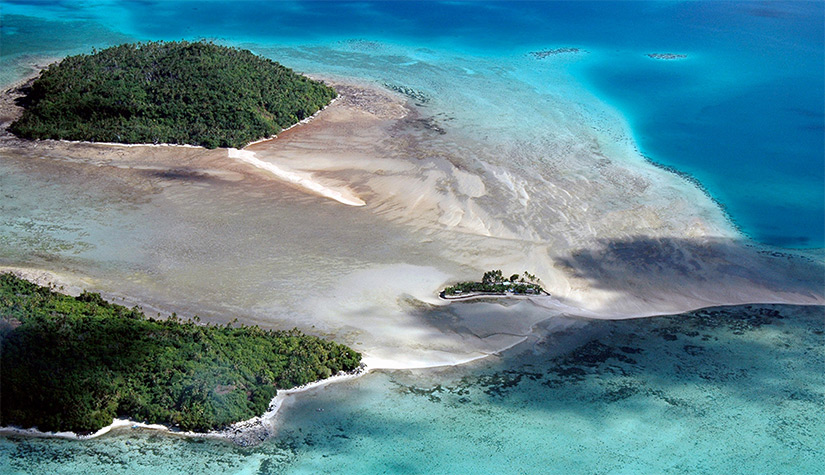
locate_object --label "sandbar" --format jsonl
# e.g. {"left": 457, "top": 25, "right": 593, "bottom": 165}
{"left": 0, "top": 70, "right": 822, "bottom": 377}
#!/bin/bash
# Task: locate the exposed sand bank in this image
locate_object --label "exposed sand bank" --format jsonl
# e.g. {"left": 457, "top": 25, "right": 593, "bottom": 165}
{"left": 1, "top": 73, "right": 822, "bottom": 373}
{"left": 1, "top": 70, "right": 822, "bottom": 445}
{"left": 237, "top": 79, "right": 824, "bottom": 317}
{"left": 227, "top": 148, "right": 365, "bottom": 206}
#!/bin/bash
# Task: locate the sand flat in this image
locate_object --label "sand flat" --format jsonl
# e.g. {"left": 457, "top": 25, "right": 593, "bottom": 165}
{"left": 0, "top": 76, "right": 822, "bottom": 369}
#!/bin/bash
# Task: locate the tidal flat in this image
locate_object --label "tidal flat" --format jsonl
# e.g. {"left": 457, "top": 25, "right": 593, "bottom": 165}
{"left": 1, "top": 1, "right": 823, "bottom": 473}
{"left": 2, "top": 75, "right": 821, "bottom": 369}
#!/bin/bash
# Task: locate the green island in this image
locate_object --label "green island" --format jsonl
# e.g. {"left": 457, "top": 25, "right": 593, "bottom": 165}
{"left": 0, "top": 273, "right": 361, "bottom": 434}
{"left": 441, "top": 270, "right": 547, "bottom": 299}
{"left": 9, "top": 41, "right": 337, "bottom": 149}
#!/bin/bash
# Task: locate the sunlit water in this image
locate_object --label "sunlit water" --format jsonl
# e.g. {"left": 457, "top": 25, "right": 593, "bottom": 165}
{"left": 3, "top": 0, "right": 822, "bottom": 247}
{"left": 1, "top": 1, "right": 823, "bottom": 473}
{"left": 2, "top": 305, "right": 822, "bottom": 474}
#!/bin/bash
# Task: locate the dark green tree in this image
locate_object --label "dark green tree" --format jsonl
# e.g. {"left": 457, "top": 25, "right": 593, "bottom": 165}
{"left": 0, "top": 273, "right": 361, "bottom": 434}
{"left": 10, "top": 41, "right": 337, "bottom": 149}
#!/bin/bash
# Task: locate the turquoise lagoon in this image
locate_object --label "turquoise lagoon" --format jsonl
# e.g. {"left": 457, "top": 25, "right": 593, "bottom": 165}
{"left": 3, "top": 0, "right": 822, "bottom": 247}
{"left": 1, "top": 1, "right": 823, "bottom": 473}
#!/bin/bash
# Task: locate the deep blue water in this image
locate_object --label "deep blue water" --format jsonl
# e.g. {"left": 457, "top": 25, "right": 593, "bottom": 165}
{"left": 575, "top": 2, "right": 825, "bottom": 248}
{"left": 1, "top": 2, "right": 824, "bottom": 473}
{"left": 3, "top": 1, "right": 822, "bottom": 247}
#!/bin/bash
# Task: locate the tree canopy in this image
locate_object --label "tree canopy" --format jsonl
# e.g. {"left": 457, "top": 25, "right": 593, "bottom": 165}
{"left": 0, "top": 273, "right": 361, "bottom": 434}
{"left": 9, "top": 41, "right": 337, "bottom": 149}
{"left": 443, "top": 270, "right": 545, "bottom": 296}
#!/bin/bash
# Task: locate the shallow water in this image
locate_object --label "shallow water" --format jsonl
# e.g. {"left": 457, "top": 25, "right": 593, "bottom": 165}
{"left": 1, "top": 1, "right": 823, "bottom": 473}
{"left": 2, "top": 304, "right": 822, "bottom": 474}
{"left": 2, "top": 1, "right": 822, "bottom": 247}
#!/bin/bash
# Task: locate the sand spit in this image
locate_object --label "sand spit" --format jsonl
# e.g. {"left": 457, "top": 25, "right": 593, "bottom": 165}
{"left": 227, "top": 148, "right": 365, "bottom": 206}
{"left": 1, "top": 73, "right": 823, "bottom": 379}
{"left": 231, "top": 95, "right": 371, "bottom": 206}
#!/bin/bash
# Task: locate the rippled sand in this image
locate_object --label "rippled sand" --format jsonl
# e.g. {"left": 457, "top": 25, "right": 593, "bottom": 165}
{"left": 0, "top": 76, "right": 822, "bottom": 369}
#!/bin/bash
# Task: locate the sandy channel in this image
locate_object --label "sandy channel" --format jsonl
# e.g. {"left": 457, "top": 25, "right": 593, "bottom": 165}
{"left": 244, "top": 78, "right": 823, "bottom": 314}
{"left": 1, "top": 72, "right": 822, "bottom": 444}
{"left": 0, "top": 75, "right": 823, "bottom": 368}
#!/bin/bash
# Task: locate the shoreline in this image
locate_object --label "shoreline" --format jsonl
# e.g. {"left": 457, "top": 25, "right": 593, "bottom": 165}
{"left": 1, "top": 71, "right": 362, "bottom": 208}
{"left": 0, "top": 53, "right": 336, "bottom": 152}
{"left": 439, "top": 291, "right": 551, "bottom": 301}
{"left": 0, "top": 365, "right": 368, "bottom": 447}
{"left": 2, "top": 62, "right": 823, "bottom": 447}
{"left": 1, "top": 60, "right": 349, "bottom": 151}
{"left": 0, "top": 265, "right": 370, "bottom": 447}
{"left": 34, "top": 96, "right": 341, "bottom": 151}
{"left": 243, "top": 95, "right": 340, "bottom": 148}
{"left": 3, "top": 291, "right": 822, "bottom": 445}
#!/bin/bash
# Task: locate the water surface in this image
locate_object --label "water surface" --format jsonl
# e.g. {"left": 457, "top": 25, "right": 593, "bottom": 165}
{"left": 2, "top": 305, "right": 822, "bottom": 474}
{"left": 3, "top": 0, "right": 822, "bottom": 246}
{"left": 1, "top": 2, "right": 823, "bottom": 473}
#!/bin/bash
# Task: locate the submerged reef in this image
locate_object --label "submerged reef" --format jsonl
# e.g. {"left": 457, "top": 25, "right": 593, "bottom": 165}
{"left": 529, "top": 48, "right": 584, "bottom": 59}
{"left": 647, "top": 53, "right": 688, "bottom": 60}
{"left": 382, "top": 83, "right": 430, "bottom": 104}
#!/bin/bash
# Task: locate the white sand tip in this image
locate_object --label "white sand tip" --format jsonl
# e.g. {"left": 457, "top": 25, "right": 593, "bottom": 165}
{"left": 228, "top": 148, "right": 366, "bottom": 206}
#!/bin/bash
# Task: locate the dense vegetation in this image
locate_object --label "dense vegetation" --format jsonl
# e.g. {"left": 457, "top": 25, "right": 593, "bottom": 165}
{"left": 442, "top": 270, "right": 545, "bottom": 297}
{"left": 9, "top": 41, "right": 337, "bottom": 148}
{"left": 0, "top": 274, "right": 360, "bottom": 434}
